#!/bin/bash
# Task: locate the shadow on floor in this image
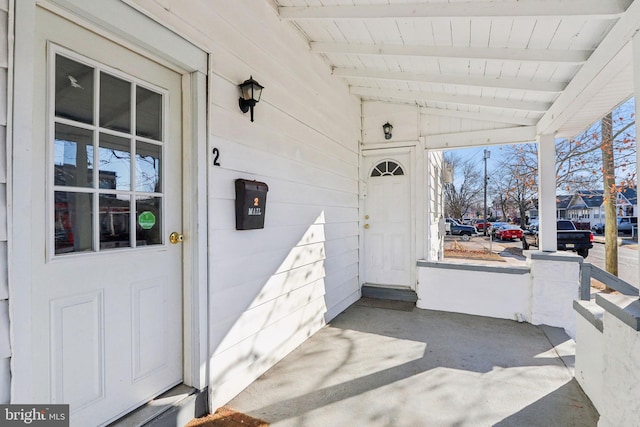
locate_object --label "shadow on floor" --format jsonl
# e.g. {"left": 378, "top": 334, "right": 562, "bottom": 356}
{"left": 225, "top": 304, "right": 598, "bottom": 427}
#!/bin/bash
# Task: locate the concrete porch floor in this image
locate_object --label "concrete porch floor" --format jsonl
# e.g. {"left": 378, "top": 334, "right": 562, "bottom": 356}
{"left": 224, "top": 301, "right": 598, "bottom": 427}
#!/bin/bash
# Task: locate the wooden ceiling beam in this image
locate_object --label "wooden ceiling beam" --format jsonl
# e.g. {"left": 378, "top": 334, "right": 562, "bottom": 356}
{"left": 280, "top": 1, "right": 631, "bottom": 20}
{"left": 333, "top": 67, "right": 567, "bottom": 93}
{"left": 350, "top": 86, "right": 552, "bottom": 112}
{"left": 312, "top": 42, "right": 591, "bottom": 64}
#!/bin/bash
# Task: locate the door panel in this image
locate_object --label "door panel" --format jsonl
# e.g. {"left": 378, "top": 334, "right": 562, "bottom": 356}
{"left": 363, "top": 152, "right": 412, "bottom": 287}
{"left": 33, "top": 8, "right": 183, "bottom": 425}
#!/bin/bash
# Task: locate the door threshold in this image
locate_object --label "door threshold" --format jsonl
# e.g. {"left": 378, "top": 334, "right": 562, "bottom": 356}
{"left": 108, "top": 384, "right": 207, "bottom": 427}
{"left": 362, "top": 284, "right": 417, "bottom": 302}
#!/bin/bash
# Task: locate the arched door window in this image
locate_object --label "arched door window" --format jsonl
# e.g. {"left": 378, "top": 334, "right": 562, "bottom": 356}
{"left": 370, "top": 160, "right": 404, "bottom": 177}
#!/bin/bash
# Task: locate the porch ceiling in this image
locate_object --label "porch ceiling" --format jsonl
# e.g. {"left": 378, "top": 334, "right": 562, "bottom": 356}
{"left": 274, "top": 0, "right": 640, "bottom": 140}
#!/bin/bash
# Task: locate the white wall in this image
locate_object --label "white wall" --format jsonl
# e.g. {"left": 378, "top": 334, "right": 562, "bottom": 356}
{"left": 0, "top": 0, "right": 9, "bottom": 405}
{"left": 417, "top": 263, "right": 532, "bottom": 321}
{"left": 130, "top": 0, "right": 361, "bottom": 409}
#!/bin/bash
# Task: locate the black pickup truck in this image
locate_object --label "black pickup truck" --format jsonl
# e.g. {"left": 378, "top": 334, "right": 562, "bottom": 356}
{"left": 522, "top": 219, "right": 593, "bottom": 258}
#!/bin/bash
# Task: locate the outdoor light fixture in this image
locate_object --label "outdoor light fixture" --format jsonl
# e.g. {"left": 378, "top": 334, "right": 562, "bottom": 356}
{"left": 382, "top": 122, "right": 393, "bottom": 140}
{"left": 238, "top": 76, "right": 264, "bottom": 122}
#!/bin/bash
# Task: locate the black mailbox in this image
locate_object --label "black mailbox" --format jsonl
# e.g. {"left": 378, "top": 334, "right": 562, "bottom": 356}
{"left": 235, "top": 179, "right": 269, "bottom": 230}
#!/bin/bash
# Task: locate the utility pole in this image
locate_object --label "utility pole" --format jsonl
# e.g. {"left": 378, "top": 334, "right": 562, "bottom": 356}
{"left": 483, "top": 149, "right": 491, "bottom": 236}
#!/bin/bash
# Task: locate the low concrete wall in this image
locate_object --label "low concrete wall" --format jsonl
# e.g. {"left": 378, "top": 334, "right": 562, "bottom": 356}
{"left": 581, "top": 294, "right": 640, "bottom": 427}
{"left": 528, "top": 252, "right": 582, "bottom": 338}
{"left": 417, "top": 251, "right": 583, "bottom": 337}
{"left": 573, "top": 300, "right": 605, "bottom": 415}
{"left": 416, "top": 261, "right": 531, "bottom": 322}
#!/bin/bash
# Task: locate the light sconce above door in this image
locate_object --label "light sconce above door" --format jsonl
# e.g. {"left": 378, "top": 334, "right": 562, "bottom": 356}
{"left": 382, "top": 122, "right": 393, "bottom": 140}
{"left": 238, "top": 76, "right": 264, "bottom": 122}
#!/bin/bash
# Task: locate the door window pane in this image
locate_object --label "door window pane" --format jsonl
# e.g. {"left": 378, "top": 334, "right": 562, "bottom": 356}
{"left": 54, "top": 124, "right": 94, "bottom": 188}
{"left": 54, "top": 191, "right": 93, "bottom": 254}
{"left": 55, "top": 55, "right": 94, "bottom": 124}
{"left": 136, "top": 86, "right": 162, "bottom": 140}
{"left": 99, "top": 133, "right": 131, "bottom": 190}
{"left": 136, "top": 142, "right": 161, "bottom": 192}
{"left": 136, "top": 196, "right": 161, "bottom": 246}
{"left": 100, "top": 73, "right": 131, "bottom": 133}
{"left": 99, "top": 194, "right": 131, "bottom": 250}
{"left": 52, "top": 51, "right": 167, "bottom": 255}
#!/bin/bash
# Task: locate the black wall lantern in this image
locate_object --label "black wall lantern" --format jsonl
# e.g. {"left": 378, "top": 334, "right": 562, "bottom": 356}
{"left": 238, "top": 76, "right": 264, "bottom": 122}
{"left": 382, "top": 122, "right": 393, "bottom": 140}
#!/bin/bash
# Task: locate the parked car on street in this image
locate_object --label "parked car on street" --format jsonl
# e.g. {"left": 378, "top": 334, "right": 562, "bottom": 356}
{"left": 522, "top": 219, "right": 593, "bottom": 258}
{"left": 494, "top": 224, "right": 524, "bottom": 241}
{"left": 488, "top": 222, "right": 508, "bottom": 238}
{"left": 591, "top": 222, "right": 605, "bottom": 234}
{"left": 473, "top": 219, "right": 491, "bottom": 232}
{"left": 618, "top": 216, "right": 637, "bottom": 234}
{"left": 445, "top": 218, "right": 477, "bottom": 241}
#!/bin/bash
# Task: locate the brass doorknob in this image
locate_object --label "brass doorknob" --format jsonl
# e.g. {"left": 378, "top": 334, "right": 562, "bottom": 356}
{"left": 169, "top": 232, "right": 184, "bottom": 244}
{"left": 364, "top": 224, "right": 370, "bottom": 229}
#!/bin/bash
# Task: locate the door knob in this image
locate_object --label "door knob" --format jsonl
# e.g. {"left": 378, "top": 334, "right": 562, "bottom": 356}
{"left": 169, "top": 232, "right": 184, "bottom": 244}
{"left": 364, "top": 224, "right": 370, "bottom": 229}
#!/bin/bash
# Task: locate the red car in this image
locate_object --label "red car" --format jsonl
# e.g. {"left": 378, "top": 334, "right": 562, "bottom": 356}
{"left": 474, "top": 219, "right": 491, "bottom": 231}
{"left": 494, "top": 224, "right": 524, "bottom": 241}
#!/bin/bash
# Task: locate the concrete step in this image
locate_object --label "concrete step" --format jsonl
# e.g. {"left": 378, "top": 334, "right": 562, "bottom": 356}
{"left": 362, "top": 285, "right": 417, "bottom": 302}
{"left": 109, "top": 384, "right": 207, "bottom": 427}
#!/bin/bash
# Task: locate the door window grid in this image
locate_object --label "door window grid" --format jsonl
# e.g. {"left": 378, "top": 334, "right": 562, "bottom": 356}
{"left": 51, "top": 47, "right": 166, "bottom": 255}
{"left": 370, "top": 160, "right": 405, "bottom": 177}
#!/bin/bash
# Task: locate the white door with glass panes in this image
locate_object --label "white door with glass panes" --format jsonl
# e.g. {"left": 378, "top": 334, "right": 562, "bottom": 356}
{"left": 362, "top": 151, "right": 413, "bottom": 287}
{"left": 30, "top": 8, "right": 184, "bottom": 425}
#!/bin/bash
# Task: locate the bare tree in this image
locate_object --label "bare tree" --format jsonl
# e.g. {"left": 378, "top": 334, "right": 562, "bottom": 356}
{"left": 602, "top": 113, "right": 619, "bottom": 281}
{"left": 443, "top": 152, "right": 483, "bottom": 219}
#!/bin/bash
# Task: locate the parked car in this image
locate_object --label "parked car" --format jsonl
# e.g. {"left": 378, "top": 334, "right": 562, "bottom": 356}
{"left": 618, "top": 216, "right": 637, "bottom": 234}
{"left": 473, "top": 219, "right": 491, "bottom": 231}
{"left": 522, "top": 219, "right": 593, "bottom": 258}
{"left": 591, "top": 222, "right": 605, "bottom": 234}
{"left": 488, "top": 222, "right": 508, "bottom": 237}
{"left": 445, "top": 218, "right": 477, "bottom": 241}
{"left": 494, "top": 224, "right": 524, "bottom": 241}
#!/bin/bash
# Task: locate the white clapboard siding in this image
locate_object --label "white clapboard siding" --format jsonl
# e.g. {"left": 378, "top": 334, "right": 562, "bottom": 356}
{"left": 427, "top": 151, "right": 444, "bottom": 261}
{"left": 0, "top": 1, "right": 8, "bottom": 405}
{"left": 128, "top": 0, "right": 361, "bottom": 409}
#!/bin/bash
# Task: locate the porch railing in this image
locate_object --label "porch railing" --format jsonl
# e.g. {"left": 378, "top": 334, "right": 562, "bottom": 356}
{"left": 580, "top": 263, "right": 639, "bottom": 301}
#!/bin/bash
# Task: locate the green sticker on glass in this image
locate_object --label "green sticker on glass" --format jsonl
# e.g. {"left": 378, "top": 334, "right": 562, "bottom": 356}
{"left": 138, "top": 211, "right": 156, "bottom": 230}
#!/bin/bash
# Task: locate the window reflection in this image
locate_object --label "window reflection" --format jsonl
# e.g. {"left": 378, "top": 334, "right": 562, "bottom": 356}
{"left": 99, "top": 133, "right": 131, "bottom": 190}
{"left": 54, "top": 123, "right": 93, "bottom": 188}
{"left": 55, "top": 55, "right": 94, "bottom": 124}
{"left": 136, "top": 86, "right": 162, "bottom": 140}
{"left": 100, "top": 73, "right": 131, "bottom": 133}
{"left": 100, "top": 194, "right": 131, "bottom": 250}
{"left": 55, "top": 191, "right": 93, "bottom": 254}
{"left": 136, "top": 142, "right": 161, "bottom": 192}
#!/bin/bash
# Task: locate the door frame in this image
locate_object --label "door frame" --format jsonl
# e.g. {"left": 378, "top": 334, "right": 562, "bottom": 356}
{"left": 360, "top": 145, "right": 418, "bottom": 290}
{"left": 10, "top": 0, "right": 210, "bottom": 402}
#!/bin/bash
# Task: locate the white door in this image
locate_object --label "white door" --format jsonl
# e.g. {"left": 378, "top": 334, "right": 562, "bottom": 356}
{"left": 362, "top": 150, "right": 413, "bottom": 287}
{"left": 31, "top": 8, "right": 183, "bottom": 425}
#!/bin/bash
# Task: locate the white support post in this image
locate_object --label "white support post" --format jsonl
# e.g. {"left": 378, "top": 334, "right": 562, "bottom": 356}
{"left": 537, "top": 134, "right": 557, "bottom": 252}
{"left": 633, "top": 32, "right": 640, "bottom": 297}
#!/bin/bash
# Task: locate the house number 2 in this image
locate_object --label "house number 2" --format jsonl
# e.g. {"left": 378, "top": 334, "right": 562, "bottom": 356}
{"left": 212, "top": 148, "right": 221, "bottom": 166}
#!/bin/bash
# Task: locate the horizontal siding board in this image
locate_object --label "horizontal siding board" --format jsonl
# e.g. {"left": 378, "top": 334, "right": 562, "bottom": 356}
{"left": 208, "top": 134, "right": 358, "bottom": 195}
{"left": 0, "top": 126, "right": 6, "bottom": 183}
{"left": 211, "top": 170, "right": 358, "bottom": 208}
{"left": 0, "top": 243, "right": 6, "bottom": 300}
{"left": 209, "top": 199, "right": 357, "bottom": 230}
{"left": 211, "top": 279, "right": 327, "bottom": 354}
{"left": 0, "top": 301, "right": 8, "bottom": 358}
{"left": 209, "top": 295, "right": 328, "bottom": 384}
{"left": 210, "top": 102, "right": 358, "bottom": 174}
{"left": 209, "top": 297, "right": 327, "bottom": 408}
{"left": 0, "top": 357, "right": 8, "bottom": 404}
